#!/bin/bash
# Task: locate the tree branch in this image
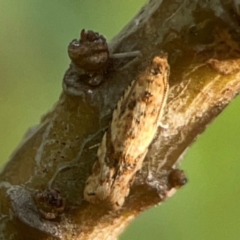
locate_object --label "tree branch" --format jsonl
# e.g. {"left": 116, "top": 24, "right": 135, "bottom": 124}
{"left": 1, "top": 0, "right": 240, "bottom": 239}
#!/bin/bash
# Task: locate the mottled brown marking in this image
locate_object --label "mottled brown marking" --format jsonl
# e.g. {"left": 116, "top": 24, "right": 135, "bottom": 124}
{"left": 84, "top": 55, "right": 170, "bottom": 209}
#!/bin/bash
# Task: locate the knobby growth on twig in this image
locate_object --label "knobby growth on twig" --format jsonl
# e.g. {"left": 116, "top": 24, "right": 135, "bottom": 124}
{"left": 1, "top": 0, "right": 240, "bottom": 239}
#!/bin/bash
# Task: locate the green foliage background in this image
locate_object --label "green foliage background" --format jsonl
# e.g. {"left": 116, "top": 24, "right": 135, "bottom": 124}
{"left": 0, "top": 1, "right": 240, "bottom": 239}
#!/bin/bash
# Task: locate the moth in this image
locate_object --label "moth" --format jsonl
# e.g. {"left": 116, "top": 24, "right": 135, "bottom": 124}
{"left": 84, "top": 55, "right": 170, "bottom": 209}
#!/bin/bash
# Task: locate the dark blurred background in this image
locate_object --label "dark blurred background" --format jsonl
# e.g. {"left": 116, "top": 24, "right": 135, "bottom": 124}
{"left": 1, "top": 1, "right": 240, "bottom": 239}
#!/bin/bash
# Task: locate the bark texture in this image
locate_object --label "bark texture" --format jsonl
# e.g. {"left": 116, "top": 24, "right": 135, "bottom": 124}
{"left": 1, "top": 0, "right": 240, "bottom": 239}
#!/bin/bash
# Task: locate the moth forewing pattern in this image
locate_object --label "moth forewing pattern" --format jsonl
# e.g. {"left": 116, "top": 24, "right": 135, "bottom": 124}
{"left": 84, "top": 56, "right": 170, "bottom": 209}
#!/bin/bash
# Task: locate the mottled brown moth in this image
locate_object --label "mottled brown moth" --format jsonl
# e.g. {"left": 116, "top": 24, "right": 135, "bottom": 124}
{"left": 84, "top": 55, "right": 170, "bottom": 209}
